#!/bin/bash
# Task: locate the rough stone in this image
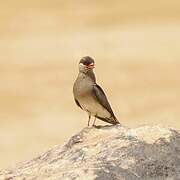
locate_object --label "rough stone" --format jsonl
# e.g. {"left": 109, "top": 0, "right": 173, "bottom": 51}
{"left": 0, "top": 125, "right": 180, "bottom": 180}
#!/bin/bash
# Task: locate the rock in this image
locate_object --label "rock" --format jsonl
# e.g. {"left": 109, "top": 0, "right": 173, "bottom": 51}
{"left": 0, "top": 125, "right": 180, "bottom": 180}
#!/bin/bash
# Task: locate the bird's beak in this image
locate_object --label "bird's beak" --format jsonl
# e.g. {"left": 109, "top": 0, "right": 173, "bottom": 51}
{"left": 87, "top": 63, "right": 95, "bottom": 70}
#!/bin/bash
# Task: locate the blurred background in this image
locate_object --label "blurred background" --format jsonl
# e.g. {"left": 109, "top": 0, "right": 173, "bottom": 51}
{"left": 0, "top": 0, "right": 180, "bottom": 168}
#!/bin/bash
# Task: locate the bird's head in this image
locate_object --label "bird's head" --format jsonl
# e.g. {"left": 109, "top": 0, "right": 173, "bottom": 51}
{"left": 78, "top": 56, "right": 95, "bottom": 73}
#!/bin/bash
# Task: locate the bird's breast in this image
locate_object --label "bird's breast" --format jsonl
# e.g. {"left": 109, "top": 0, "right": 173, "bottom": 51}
{"left": 73, "top": 76, "right": 93, "bottom": 97}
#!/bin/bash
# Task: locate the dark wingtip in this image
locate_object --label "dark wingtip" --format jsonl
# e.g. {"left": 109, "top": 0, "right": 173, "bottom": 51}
{"left": 112, "top": 115, "right": 121, "bottom": 125}
{"left": 96, "top": 115, "right": 121, "bottom": 125}
{"left": 112, "top": 120, "right": 121, "bottom": 125}
{"left": 109, "top": 120, "right": 121, "bottom": 126}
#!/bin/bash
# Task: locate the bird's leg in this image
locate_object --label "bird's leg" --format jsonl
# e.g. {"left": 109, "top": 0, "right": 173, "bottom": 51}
{"left": 88, "top": 114, "right": 91, "bottom": 126}
{"left": 93, "top": 116, "right": 97, "bottom": 126}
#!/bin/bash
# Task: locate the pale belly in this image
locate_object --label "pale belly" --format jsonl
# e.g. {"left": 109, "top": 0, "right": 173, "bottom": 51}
{"left": 78, "top": 96, "right": 111, "bottom": 118}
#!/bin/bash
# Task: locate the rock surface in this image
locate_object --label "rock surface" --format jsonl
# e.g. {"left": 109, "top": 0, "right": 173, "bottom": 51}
{"left": 0, "top": 125, "right": 180, "bottom": 180}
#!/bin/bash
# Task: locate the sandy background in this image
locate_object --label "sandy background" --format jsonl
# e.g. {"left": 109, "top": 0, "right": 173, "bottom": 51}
{"left": 0, "top": 0, "right": 180, "bottom": 168}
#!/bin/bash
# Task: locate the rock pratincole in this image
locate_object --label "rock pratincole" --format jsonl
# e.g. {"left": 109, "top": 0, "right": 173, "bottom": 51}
{"left": 73, "top": 56, "right": 120, "bottom": 126}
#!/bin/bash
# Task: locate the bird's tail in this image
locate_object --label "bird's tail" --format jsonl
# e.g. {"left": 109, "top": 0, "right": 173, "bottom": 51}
{"left": 111, "top": 115, "right": 121, "bottom": 125}
{"left": 96, "top": 115, "right": 121, "bottom": 125}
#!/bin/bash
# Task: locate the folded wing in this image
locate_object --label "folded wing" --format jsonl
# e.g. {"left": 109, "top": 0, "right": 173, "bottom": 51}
{"left": 92, "top": 84, "right": 119, "bottom": 124}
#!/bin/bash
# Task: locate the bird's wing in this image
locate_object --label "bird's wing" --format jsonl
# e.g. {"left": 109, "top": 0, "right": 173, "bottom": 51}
{"left": 74, "top": 98, "right": 83, "bottom": 109}
{"left": 92, "top": 84, "right": 116, "bottom": 119}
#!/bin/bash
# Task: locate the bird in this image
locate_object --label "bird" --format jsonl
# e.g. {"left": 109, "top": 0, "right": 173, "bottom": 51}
{"left": 73, "top": 56, "right": 120, "bottom": 126}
